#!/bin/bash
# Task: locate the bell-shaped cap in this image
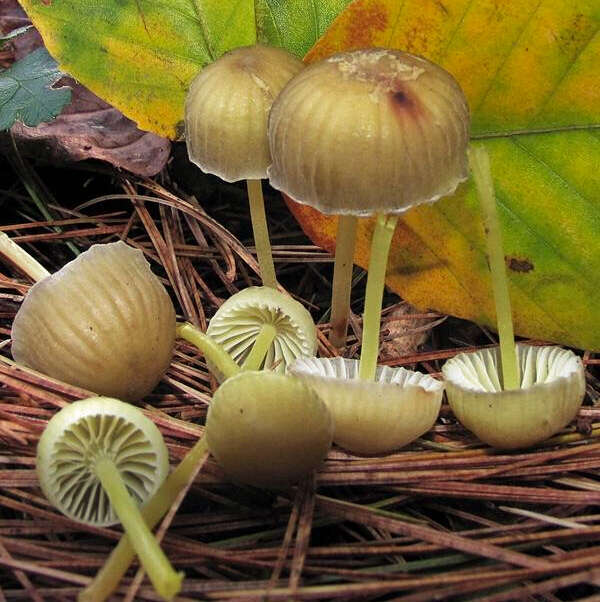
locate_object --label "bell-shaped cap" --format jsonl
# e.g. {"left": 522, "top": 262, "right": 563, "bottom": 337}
{"left": 206, "top": 371, "right": 333, "bottom": 487}
{"left": 443, "top": 344, "right": 585, "bottom": 449}
{"left": 185, "top": 44, "right": 304, "bottom": 182}
{"left": 12, "top": 242, "right": 176, "bottom": 402}
{"left": 289, "top": 357, "right": 444, "bottom": 455}
{"left": 268, "top": 48, "right": 470, "bottom": 215}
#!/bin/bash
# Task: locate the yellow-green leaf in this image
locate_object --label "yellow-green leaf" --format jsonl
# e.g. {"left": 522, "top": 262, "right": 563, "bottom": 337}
{"left": 288, "top": 0, "right": 600, "bottom": 350}
{"left": 18, "top": 0, "right": 352, "bottom": 138}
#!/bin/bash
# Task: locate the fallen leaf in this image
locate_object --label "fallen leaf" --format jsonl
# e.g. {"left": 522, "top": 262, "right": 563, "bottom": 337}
{"left": 2, "top": 2, "right": 170, "bottom": 176}
{"left": 287, "top": 0, "right": 600, "bottom": 351}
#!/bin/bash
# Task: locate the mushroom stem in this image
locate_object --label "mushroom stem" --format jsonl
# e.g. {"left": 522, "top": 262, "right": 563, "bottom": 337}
{"left": 79, "top": 439, "right": 209, "bottom": 602}
{"left": 329, "top": 215, "right": 358, "bottom": 348}
{"left": 94, "top": 458, "right": 183, "bottom": 601}
{"left": 359, "top": 213, "right": 399, "bottom": 380}
{"left": 247, "top": 179, "right": 277, "bottom": 289}
{"left": 176, "top": 322, "right": 240, "bottom": 380}
{"left": 469, "top": 144, "right": 519, "bottom": 390}
{"left": 0, "top": 232, "right": 50, "bottom": 282}
{"left": 241, "top": 323, "right": 277, "bottom": 371}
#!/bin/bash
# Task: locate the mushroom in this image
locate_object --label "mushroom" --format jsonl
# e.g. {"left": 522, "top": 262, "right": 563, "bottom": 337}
{"left": 269, "top": 48, "right": 468, "bottom": 453}
{"left": 37, "top": 397, "right": 182, "bottom": 600}
{"left": 81, "top": 371, "right": 333, "bottom": 601}
{"left": 269, "top": 49, "right": 468, "bottom": 348}
{"left": 289, "top": 357, "right": 443, "bottom": 455}
{"left": 2, "top": 237, "right": 175, "bottom": 401}
{"left": 185, "top": 44, "right": 303, "bottom": 289}
{"left": 443, "top": 344, "right": 585, "bottom": 449}
{"left": 268, "top": 48, "right": 469, "bottom": 363}
{"left": 442, "top": 145, "right": 585, "bottom": 448}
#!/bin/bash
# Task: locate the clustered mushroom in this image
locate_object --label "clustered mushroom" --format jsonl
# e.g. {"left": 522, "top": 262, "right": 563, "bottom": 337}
{"left": 0, "top": 41, "right": 587, "bottom": 602}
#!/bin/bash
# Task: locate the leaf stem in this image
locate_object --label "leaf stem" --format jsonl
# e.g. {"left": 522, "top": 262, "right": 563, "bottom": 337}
{"left": 0, "top": 232, "right": 50, "bottom": 282}
{"left": 329, "top": 215, "right": 358, "bottom": 348}
{"left": 247, "top": 179, "right": 277, "bottom": 289}
{"left": 176, "top": 322, "right": 239, "bottom": 380}
{"left": 359, "top": 214, "right": 399, "bottom": 380}
{"left": 469, "top": 144, "right": 519, "bottom": 390}
{"left": 94, "top": 458, "right": 183, "bottom": 601}
{"left": 81, "top": 439, "right": 209, "bottom": 602}
{"left": 241, "top": 323, "right": 277, "bottom": 371}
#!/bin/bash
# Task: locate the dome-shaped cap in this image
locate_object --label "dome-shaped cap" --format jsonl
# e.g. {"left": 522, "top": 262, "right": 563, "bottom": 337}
{"left": 185, "top": 44, "right": 304, "bottom": 182}
{"left": 268, "top": 48, "right": 470, "bottom": 215}
{"left": 11, "top": 242, "right": 176, "bottom": 402}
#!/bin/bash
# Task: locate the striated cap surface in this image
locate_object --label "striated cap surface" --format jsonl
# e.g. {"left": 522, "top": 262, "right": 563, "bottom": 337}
{"left": 268, "top": 48, "right": 470, "bottom": 215}
{"left": 12, "top": 242, "right": 176, "bottom": 402}
{"left": 185, "top": 44, "right": 304, "bottom": 182}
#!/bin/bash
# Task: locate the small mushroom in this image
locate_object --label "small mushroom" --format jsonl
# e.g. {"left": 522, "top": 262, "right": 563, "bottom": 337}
{"left": 289, "top": 357, "right": 443, "bottom": 455}
{"left": 206, "top": 286, "right": 317, "bottom": 379}
{"left": 175, "top": 287, "right": 317, "bottom": 383}
{"left": 206, "top": 370, "right": 333, "bottom": 487}
{"left": 185, "top": 44, "right": 303, "bottom": 289}
{"left": 8, "top": 241, "right": 175, "bottom": 401}
{"left": 268, "top": 49, "right": 469, "bottom": 348}
{"left": 37, "top": 397, "right": 182, "bottom": 600}
{"left": 443, "top": 344, "right": 585, "bottom": 449}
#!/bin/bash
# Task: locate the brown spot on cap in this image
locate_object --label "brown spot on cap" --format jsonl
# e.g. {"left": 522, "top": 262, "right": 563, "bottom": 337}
{"left": 506, "top": 256, "right": 534, "bottom": 273}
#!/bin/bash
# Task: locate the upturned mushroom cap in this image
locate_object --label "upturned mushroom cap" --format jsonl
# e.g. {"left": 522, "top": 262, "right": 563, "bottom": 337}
{"left": 12, "top": 242, "right": 176, "bottom": 402}
{"left": 37, "top": 397, "right": 169, "bottom": 527}
{"left": 206, "top": 286, "right": 317, "bottom": 381}
{"left": 268, "top": 48, "right": 470, "bottom": 215}
{"left": 289, "top": 357, "right": 444, "bottom": 455}
{"left": 443, "top": 344, "right": 585, "bottom": 449}
{"left": 185, "top": 44, "right": 304, "bottom": 182}
{"left": 206, "top": 371, "right": 333, "bottom": 487}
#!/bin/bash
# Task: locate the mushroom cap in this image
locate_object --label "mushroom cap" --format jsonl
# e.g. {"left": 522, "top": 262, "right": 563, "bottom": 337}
{"left": 268, "top": 48, "right": 470, "bottom": 215}
{"left": 288, "top": 357, "right": 444, "bottom": 455}
{"left": 185, "top": 44, "right": 304, "bottom": 182}
{"left": 37, "top": 397, "right": 169, "bottom": 527}
{"left": 206, "top": 286, "right": 317, "bottom": 381}
{"left": 12, "top": 242, "right": 176, "bottom": 402}
{"left": 443, "top": 344, "right": 585, "bottom": 449}
{"left": 206, "top": 371, "right": 333, "bottom": 487}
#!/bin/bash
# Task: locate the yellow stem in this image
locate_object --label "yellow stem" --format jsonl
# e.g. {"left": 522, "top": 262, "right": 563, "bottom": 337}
{"left": 469, "top": 144, "right": 519, "bottom": 390}
{"left": 329, "top": 215, "right": 358, "bottom": 348}
{"left": 359, "top": 214, "right": 399, "bottom": 380}
{"left": 0, "top": 232, "right": 50, "bottom": 282}
{"left": 247, "top": 179, "right": 277, "bottom": 289}
{"left": 241, "top": 323, "right": 277, "bottom": 371}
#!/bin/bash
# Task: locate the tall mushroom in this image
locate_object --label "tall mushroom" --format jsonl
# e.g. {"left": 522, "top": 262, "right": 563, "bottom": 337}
{"left": 185, "top": 44, "right": 303, "bottom": 289}
{"left": 269, "top": 48, "right": 469, "bottom": 374}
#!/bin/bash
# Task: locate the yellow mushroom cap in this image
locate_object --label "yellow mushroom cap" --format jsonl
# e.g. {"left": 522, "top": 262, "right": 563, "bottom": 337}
{"left": 289, "top": 357, "right": 444, "bottom": 455}
{"left": 12, "top": 242, "right": 176, "bottom": 402}
{"left": 206, "top": 371, "right": 333, "bottom": 487}
{"left": 268, "top": 48, "right": 470, "bottom": 215}
{"left": 185, "top": 44, "right": 304, "bottom": 182}
{"left": 443, "top": 344, "right": 585, "bottom": 449}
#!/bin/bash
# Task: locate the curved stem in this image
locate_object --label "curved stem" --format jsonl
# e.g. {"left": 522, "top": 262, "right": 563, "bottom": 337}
{"left": 94, "top": 458, "right": 183, "bottom": 601}
{"left": 329, "top": 215, "right": 358, "bottom": 348}
{"left": 247, "top": 179, "right": 277, "bottom": 289}
{"left": 359, "top": 214, "right": 399, "bottom": 381}
{"left": 469, "top": 144, "right": 519, "bottom": 390}
{"left": 0, "top": 232, "right": 50, "bottom": 282}
{"left": 176, "top": 322, "right": 239, "bottom": 380}
{"left": 241, "top": 323, "right": 277, "bottom": 371}
{"left": 80, "top": 439, "right": 209, "bottom": 602}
